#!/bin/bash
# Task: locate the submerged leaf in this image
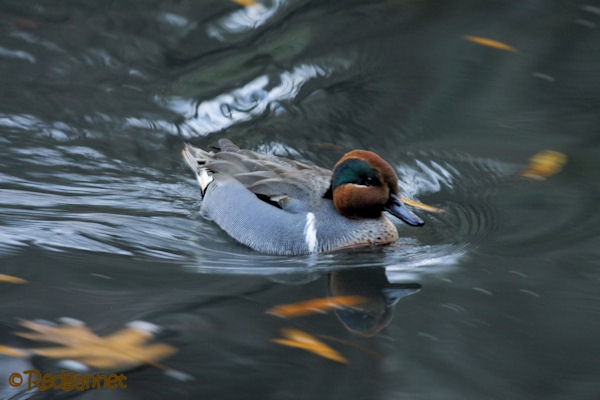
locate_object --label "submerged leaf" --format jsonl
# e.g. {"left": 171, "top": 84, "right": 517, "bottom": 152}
{"left": 267, "top": 296, "right": 366, "bottom": 318}
{"left": 16, "top": 319, "right": 98, "bottom": 346}
{"left": 520, "top": 150, "right": 567, "bottom": 180}
{"left": 400, "top": 196, "right": 444, "bottom": 213}
{"left": 464, "top": 35, "right": 518, "bottom": 52}
{"left": 271, "top": 328, "right": 347, "bottom": 364}
{"left": 10, "top": 319, "right": 177, "bottom": 371}
{"left": 0, "top": 345, "right": 29, "bottom": 358}
{"left": 0, "top": 274, "right": 27, "bottom": 284}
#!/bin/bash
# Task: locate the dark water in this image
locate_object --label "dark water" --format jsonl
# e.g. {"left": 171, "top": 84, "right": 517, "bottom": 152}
{"left": 1, "top": 1, "right": 599, "bottom": 399}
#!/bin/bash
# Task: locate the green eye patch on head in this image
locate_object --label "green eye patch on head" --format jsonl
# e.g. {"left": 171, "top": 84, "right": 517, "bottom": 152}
{"left": 331, "top": 158, "right": 382, "bottom": 189}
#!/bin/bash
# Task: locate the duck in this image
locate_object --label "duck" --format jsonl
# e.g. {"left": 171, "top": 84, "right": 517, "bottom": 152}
{"left": 182, "top": 139, "right": 424, "bottom": 255}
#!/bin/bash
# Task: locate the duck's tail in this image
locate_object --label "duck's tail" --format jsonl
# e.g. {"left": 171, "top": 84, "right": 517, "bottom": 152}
{"left": 182, "top": 143, "right": 214, "bottom": 197}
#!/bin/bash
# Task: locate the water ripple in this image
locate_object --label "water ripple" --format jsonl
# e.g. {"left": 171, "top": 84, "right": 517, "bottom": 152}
{"left": 0, "top": 45, "right": 36, "bottom": 63}
{"left": 207, "top": 0, "right": 286, "bottom": 41}
{"left": 0, "top": 134, "right": 521, "bottom": 271}
{"left": 393, "top": 151, "right": 519, "bottom": 248}
{"left": 167, "top": 61, "right": 349, "bottom": 137}
{"left": 184, "top": 235, "right": 465, "bottom": 280}
{"left": 0, "top": 141, "right": 200, "bottom": 260}
{"left": 180, "top": 150, "right": 513, "bottom": 276}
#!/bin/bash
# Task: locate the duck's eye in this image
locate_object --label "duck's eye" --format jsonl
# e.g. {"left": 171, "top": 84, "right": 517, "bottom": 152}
{"left": 363, "top": 175, "right": 380, "bottom": 186}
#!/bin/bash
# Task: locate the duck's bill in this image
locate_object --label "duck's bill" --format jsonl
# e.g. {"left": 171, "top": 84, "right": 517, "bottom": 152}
{"left": 385, "top": 194, "right": 425, "bottom": 227}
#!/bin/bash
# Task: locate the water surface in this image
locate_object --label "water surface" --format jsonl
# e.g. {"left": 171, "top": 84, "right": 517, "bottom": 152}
{"left": 1, "top": 1, "right": 599, "bottom": 399}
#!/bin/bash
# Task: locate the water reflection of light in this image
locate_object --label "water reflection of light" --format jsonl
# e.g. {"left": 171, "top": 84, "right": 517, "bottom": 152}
{"left": 159, "top": 12, "right": 196, "bottom": 29}
{"left": 255, "top": 142, "right": 301, "bottom": 157}
{"left": 125, "top": 117, "right": 179, "bottom": 135}
{"left": 168, "top": 63, "right": 334, "bottom": 138}
{"left": 397, "top": 160, "right": 458, "bottom": 197}
{"left": 384, "top": 247, "right": 466, "bottom": 283}
{"left": 0, "top": 113, "right": 42, "bottom": 130}
{"left": 0, "top": 45, "right": 36, "bottom": 63}
{"left": 185, "top": 239, "right": 467, "bottom": 280}
{"left": 207, "top": 0, "right": 286, "bottom": 41}
{"left": 0, "top": 113, "right": 76, "bottom": 140}
{"left": 397, "top": 153, "right": 515, "bottom": 198}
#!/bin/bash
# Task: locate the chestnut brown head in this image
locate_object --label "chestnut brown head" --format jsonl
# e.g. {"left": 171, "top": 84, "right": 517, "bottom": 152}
{"left": 330, "top": 150, "right": 424, "bottom": 226}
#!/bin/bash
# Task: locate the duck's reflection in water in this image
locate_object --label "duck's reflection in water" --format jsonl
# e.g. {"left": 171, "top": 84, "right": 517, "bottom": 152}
{"left": 328, "top": 267, "right": 421, "bottom": 337}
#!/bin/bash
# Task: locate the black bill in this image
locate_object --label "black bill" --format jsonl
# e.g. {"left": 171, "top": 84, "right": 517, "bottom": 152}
{"left": 384, "top": 193, "right": 425, "bottom": 227}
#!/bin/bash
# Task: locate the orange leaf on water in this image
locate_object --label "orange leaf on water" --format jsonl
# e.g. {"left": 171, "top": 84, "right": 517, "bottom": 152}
{"left": 464, "top": 35, "right": 518, "bottom": 52}
{"left": 400, "top": 196, "right": 444, "bottom": 213}
{"left": 267, "top": 296, "right": 366, "bottom": 318}
{"left": 520, "top": 150, "right": 567, "bottom": 180}
{"left": 232, "top": 0, "right": 258, "bottom": 6}
{"left": 271, "top": 328, "right": 348, "bottom": 364}
{"left": 11, "top": 319, "right": 177, "bottom": 372}
{"left": 0, "top": 274, "right": 27, "bottom": 284}
{"left": 0, "top": 345, "right": 29, "bottom": 358}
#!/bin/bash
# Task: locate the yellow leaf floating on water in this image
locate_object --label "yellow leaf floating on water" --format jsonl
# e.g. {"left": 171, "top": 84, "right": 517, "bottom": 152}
{"left": 271, "top": 328, "right": 348, "bottom": 364}
{"left": 267, "top": 296, "right": 366, "bottom": 318}
{"left": 232, "top": 0, "right": 257, "bottom": 6}
{"left": 464, "top": 35, "right": 518, "bottom": 52}
{"left": 0, "top": 345, "right": 29, "bottom": 358}
{"left": 400, "top": 196, "right": 445, "bottom": 214}
{"left": 7, "top": 319, "right": 177, "bottom": 372}
{"left": 0, "top": 274, "right": 27, "bottom": 284}
{"left": 520, "top": 150, "right": 568, "bottom": 180}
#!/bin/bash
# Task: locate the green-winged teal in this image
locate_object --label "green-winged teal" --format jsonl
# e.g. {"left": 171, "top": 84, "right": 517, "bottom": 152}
{"left": 182, "top": 139, "right": 423, "bottom": 255}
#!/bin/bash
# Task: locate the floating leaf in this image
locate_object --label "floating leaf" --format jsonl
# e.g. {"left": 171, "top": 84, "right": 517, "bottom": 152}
{"left": 0, "top": 345, "right": 29, "bottom": 358}
{"left": 16, "top": 319, "right": 96, "bottom": 345}
{"left": 520, "top": 150, "right": 567, "bottom": 180}
{"left": 400, "top": 196, "right": 444, "bottom": 213}
{"left": 464, "top": 35, "right": 518, "bottom": 52}
{"left": 232, "top": 0, "right": 258, "bottom": 6}
{"left": 0, "top": 274, "right": 27, "bottom": 284}
{"left": 6, "top": 319, "right": 177, "bottom": 372}
{"left": 271, "top": 328, "right": 347, "bottom": 364}
{"left": 267, "top": 296, "right": 366, "bottom": 318}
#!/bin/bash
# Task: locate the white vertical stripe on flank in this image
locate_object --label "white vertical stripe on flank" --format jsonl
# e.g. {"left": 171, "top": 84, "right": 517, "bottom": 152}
{"left": 197, "top": 169, "right": 213, "bottom": 195}
{"left": 304, "top": 212, "right": 318, "bottom": 253}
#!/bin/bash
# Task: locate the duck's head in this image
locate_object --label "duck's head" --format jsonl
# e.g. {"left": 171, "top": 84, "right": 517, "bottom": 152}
{"left": 330, "top": 150, "right": 424, "bottom": 226}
